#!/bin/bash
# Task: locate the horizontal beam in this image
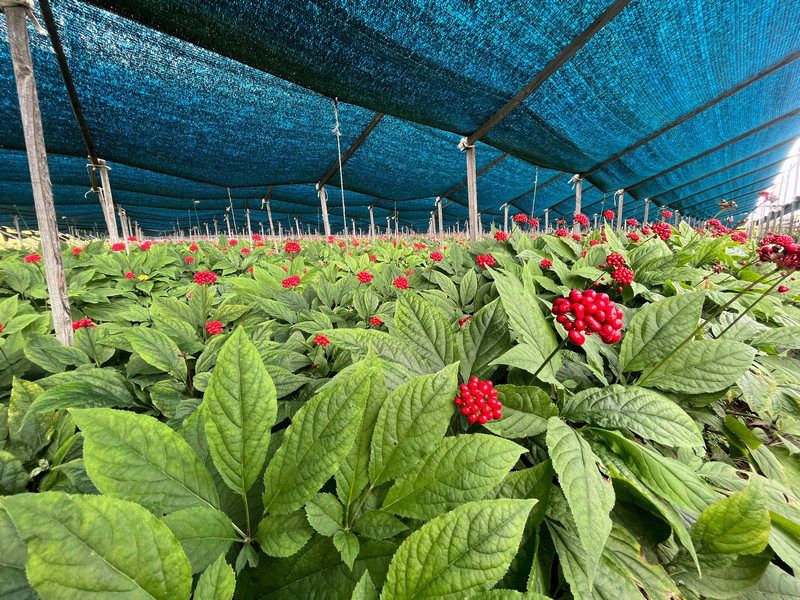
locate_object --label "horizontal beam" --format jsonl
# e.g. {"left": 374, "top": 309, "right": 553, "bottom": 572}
{"left": 463, "top": 0, "right": 632, "bottom": 146}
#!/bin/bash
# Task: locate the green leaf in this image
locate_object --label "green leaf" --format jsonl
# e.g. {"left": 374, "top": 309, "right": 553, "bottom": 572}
{"left": 8, "top": 378, "right": 54, "bottom": 458}
{"left": 323, "top": 328, "right": 431, "bottom": 376}
{"left": 382, "top": 434, "right": 524, "bottom": 519}
{"left": 126, "top": 326, "right": 186, "bottom": 381}
{"left": 381, "top": 499, "right": 535, "bottom": 600}
{"left": 194, "top": 553, "right": 235, "bottom": 600}
{"left": 255, "top": 510, "right": 314, "bottom": 558}
{"left": 162, "top": 507, "right": 238, "bottom": 574}
{"left": 491, "top": 343, "right": 560, "bottom": 386}
{"left": 591, "top": 428, "right": 717, "bottom": 513}
{"left": 674, "top": 554, "right": 770, "bottom": 599}
{"left": 546, "top": 418, "right": 614, "bottom": 588}
{"left": 457, "top": 299, "right": 511, "bottom": 382}
{"left": 203, "top": 327, "right": 277, "bottom": 495}
{"left": 334, "top": 353, "right": 388, "bottom": 517}
{"left": 333, "top": 531, "right": 360, "bottom": 570}
{"left": 0, "top": 507, "right": 36, "bottom": 600}
{"left": 72, "top": 408, "right": 219, "bottom": 515}
{"left": 1, "top": 492, "right": 192, "bottom": 600}
{"left": 352, "top": 511, "right": 408, "bottom": 540}
{"left": 306, "top": 492, "right": 344, "bottom": 536}
{"left": 369, "top": 363, "right": 458, "bottom": 486}
{"left": 28, "top": 376, "right": 137, "bottom": 416}
{"left": 751, "top": 326, "right": 800, "bottom": 350}
{"left": 619, "top": 292, "right": 704, "bottom": 372}
{"left": 0, "top": 451, "right": 28, "bottom": 495}
{"left": 493, "top": 272, "right": 558, "bottom": 359}
{"left": 23, "top": 333, "right": 89, "bottom": 373}
{"left": 395, "top": 293, "right": 456, "bottom": 372}
{"left": 639, "top": 340, "right": 756, "bottom": 393}
{"left": 561, "top": 385, "right": 702, "bottom": 448}
{"left": 486, "top": 460, "right": 553, "bottom": 526}
{"left": 460, "top": 269, "right": 478, "bottom": 306}
{"left": 262, "top": 369, "right": 369, "bottom": 514}
{"left": 738, "top": 564, "right": 800, "bottom": 599}
{"left": 691, "top": 484, "right": 770, "bottom": 559}
{"left": 351, "top": 571, "right": 379, "bottom": 600}
{"left": 483, "top": 385, "right": 558, "bottom": 439}
{"left": 466, "top": 592, "right": 551, "bottom": 600}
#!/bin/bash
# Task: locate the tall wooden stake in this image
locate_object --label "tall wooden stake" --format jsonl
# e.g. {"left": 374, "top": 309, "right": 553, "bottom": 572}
{"left": 319, "top": 186, "right": 331, "bottom": 238}
{"left": 5, "top": 5, "right": 72, "bottom": 344}
{"left": 616, "top": 190, "right": 625, "bottom": 230}
{"left": 465, "top": 144, "right": 479, "bottom": 243}
{"left": 95, "top": 158, "right": 120, "bottom": 243}
{"left": 642, "top": 198, "right": 650, "bottom": 226}
{"left": 369, "top": 205, "right": 376, "bottom": 242}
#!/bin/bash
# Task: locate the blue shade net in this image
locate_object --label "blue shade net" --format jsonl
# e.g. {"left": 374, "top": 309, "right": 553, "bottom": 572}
{"left": 1, "top": 0, "right": 799, "bottom": 233}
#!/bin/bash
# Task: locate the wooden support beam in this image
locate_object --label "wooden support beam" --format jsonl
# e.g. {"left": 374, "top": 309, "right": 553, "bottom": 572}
{"left": 369, "top": 205, "right": 376, "bottom": 242}
{"left": 465, "top": 145, "right": 479, "bottom": 242}
{"left": 571, "top": 176, "right": 582, "bottom": 234}
{"left": 463, "top": 0, "right": 631, "bottom": 146}
{"left": 616, "top": 190, "right": 625, "bottom": 230}
{"left": 246, "top": 208, "right": 252, "bottom": 242}
{"left": 436, "top": 198, "right": 444, "bottom": 248}
{"left": 318, "top": 187, "right": 331, "bottom": 238}
{"left": 96, "top": 159, "right": 121, "bottom": 242}
{"left": 5, "top": 5, "right": 73, "bottom": 344}
{"left": 317, "top": 112, "right": 384, "bottom": 190}
{"left": 642, "top": 198, "right": 650, "bottom": 226}
{"left": 503, "top": 203, "right": 509, "bottom": 234}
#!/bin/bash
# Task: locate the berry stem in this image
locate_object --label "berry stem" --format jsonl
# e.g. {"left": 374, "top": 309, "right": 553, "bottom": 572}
{"left": 531, "top": 337, "right": 568, "bottom": 380}
{"left": 638, "top": 267, "right": 779, "bottom": 386}
{"left": 715, "top": 272, "right": 789, "bottom": 338}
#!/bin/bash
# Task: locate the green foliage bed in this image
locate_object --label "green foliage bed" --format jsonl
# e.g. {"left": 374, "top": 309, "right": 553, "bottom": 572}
{"left": 1, "top": 222, "right": 799, "bottom": 599}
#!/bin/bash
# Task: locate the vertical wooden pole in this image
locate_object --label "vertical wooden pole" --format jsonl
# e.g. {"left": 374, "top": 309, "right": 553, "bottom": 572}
{"left": 213, "top": 218, "right": 218, "bottom": 239}
{"left": 593, "top": 213, "right": 598, "bottom": 229}
{"left": 642, "top": 198, "right": 650, "bottom": 226}
{"left": 225, "top": 212, "right": 232, "bottom": 238}
{"left": 572, "top": 176, "right": 582, "bottom": 235}
{"left": 544, "top": 209, "right": 549, "bottom": 233}
{"left": 205, "top": 223, "right": 210, "bottom": 239}
{"left": 465, "top": 144, "right": 479, "bottom": 243}
{"left": 5, "top": 6, "right": 72, "bottom": 344}
{"left": 616, "top": 191, "right": 625, "bottom": 230}
{"left": 318, "top": 186, "right": 331, "bottom": 238}
{"left": 503, "top": 204, "right": 509, "bottom": 234}
{"left": 369, "top": 206, "right": 376, "bottom": 242}
{"left": 278, "top": 221, "right": 283, "bottom": 243}
{"left": 246, "top": 208, "right": 253, "bottom": 242}
{"left": 96, "top": 159, "right": 120, "bottom": 243}
{"left": 437, "top": 198, "right": 444, "bottom": 248}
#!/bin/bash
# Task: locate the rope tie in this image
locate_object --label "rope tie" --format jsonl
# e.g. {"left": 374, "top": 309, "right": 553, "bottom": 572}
{"left": 0, "top": 0, "right": 47, "bottom": 35}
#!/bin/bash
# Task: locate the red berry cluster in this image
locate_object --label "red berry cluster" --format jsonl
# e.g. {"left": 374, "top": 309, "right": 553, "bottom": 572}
{"left": 662, "top": 210, "right": 673, "bottom": 219}
{"left": 241, "top": 248, "right": 250, "bottom": 254}
{"left": 370, "top": 317, "right": 383, "bottom": 326}
{"left": 284, "top": 241, "right": 301, "bottom": 254}
{"left": 229, "top": 239, "right": 238, "bottom": 246}
{"left": 393, "top": 276, "right": 409, "bottom": 289}
{"left": 194, "top": 270, "right": 217, "bottom": 285}
{"left": 603, "top": 210, "right": 615, "bottom": 220}
{"left": 458, "top": 316, "right": 472, "bottom": 326}
{"left": 357, "top": 271, "right": 374, "bottom": 283}
{"left": 652, "top": 222, "right": 671, "bottom": 240}
{"left": 282, "top": 275, "right": 301, "bottom": 287}
{"left": 72, "top": 247, "right": 83, "bottom": 255}
{"left": 72, "top": 318, "right": 95, "bottom": 330}
{"left": 111, "top": 243, "right": 126, "bottom": 252}
{"left": 0, "top": 323, "right": 3, "bottom": 333}
{"left": 455, "top": 377, "right": 502, "bottom": 424}
{"left": 573, "top": 213, "right": 589, "bottom": 227}
{"left": 185, "top": 256, "right": 195, "bottom": 263}
{"left": 528, "top": 217, "right": 539, "bottom": 227}
{"left": 476, "top": 254, "right": 495, "bottom": 268}
{"left": 430, "top": 251, "right": 444, "bottom": 261}
{"left": 731, "top": 231, "right": 747, "bottom": 244}
{"left": 757, "top": 235, "right": 799, "bottom": 270}
{"left": 124, "top": 272, "right": 135, "bottom": 279}
{"left": 540, "top": 259, "right": 552, "bottom": 268}
{"left": 370, "top": 254, "right": 378, "bottom": 261}
{"left": 625, "top": 218, "right": 639, "bottom": 227}
{"left": 612, "top": 267, "right": 635, "bottom": 285}
{"left": 513, "top": 213, "right": 528, "bottom": 223}
{"left": 553, "top": 229, "right": 568, "bottom": 237}
{"left": 206, "top": 320, "right": 223, "bottom": 335}
{"left": 552, "top": 290, "right": 624, "bottom": 346}
{"left": 627, "top": 233, "right": 640, "bottom": 242}
{"left": 24, "top": 254, "right": 42, "bottom": 263}
{"left": 494, "top": 231, "right": 508, "bottom": 241}
{"left": 189, "top": 244, "right": 199, "bottom": 252}
{"left": 313, "top": 334, "right": 330, "bottom": 346}
{"left": 606, "top": 253, "right": 625, "bottom": 267}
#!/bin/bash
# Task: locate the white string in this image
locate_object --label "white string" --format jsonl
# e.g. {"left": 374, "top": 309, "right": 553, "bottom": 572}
{"left": 530, "top": 166, "right": 539, "bottom": 219}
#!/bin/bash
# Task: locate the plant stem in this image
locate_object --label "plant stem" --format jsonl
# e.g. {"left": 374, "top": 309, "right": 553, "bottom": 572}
{"left": 242, "top": 492, "right": 251, "bottom": 539}
{"left": 346, "top": 484, "right": 375, "bottom": 530}
{"left": 531, "top": 337, "right": 567, "bottom": 380}
{"left": 638, "top": 268, "right": 778, "bottom": 387}
{"left": 716, "top": 273, "right": 788, "bottom": 338}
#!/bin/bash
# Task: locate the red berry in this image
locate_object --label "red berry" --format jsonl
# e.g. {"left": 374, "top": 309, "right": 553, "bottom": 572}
{"left": 779, "top": 286, "right": 790, "bottom": 293}
{"left": 568, "top": 330, "right": 585, "bottom": 345}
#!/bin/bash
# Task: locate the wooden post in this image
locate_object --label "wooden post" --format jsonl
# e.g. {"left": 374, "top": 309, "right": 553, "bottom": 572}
{"left": 278, "top": 221, "right": 283, "bottom": 243}
{"left": 616, "top": 190, "right": 625, "bottom": 230}
{"left": 246, "top": 208, "right": 253, "bottom": 242}
{"left": 465, "top": 144, "right": 479, "bottom": 243}
{"left": 205, "top": 223, "right": 210, "bottom": 239}
{"left": 643, "top": 198, "right": 650, "bottom": 226}
{"left": 544, "top": 209, "right": 549, "bottom": 232}
{"left": 5, "top": 5, "right": 72, "bottom": 344}
{"left": 213, "top": 218, "right": 218, "bottom": 239}
{"left": 437, "top": 197, "right": 444, "bottom": 248}
{"left": 369, "top": 205, "right": 376, "bottom": 242}
{"left": 503, "top": 204, "right": 509, "bottom": 234}
{"left": 318, "top": 186, "right": 331, "bottom": 238}
{"left": 593, "top": 213, "right": 598, "bottom": 229}
{"left": 572, "top": 176, "right": 582, "bottom": 235}
{"left": 225, "top": 212, "right": 232, "bottom": 238}
{"left": 674, "top": 209, "right": 680, "bottom": 227}
{"left": 95, "top": 159, "right": 121, "bottom": 242}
